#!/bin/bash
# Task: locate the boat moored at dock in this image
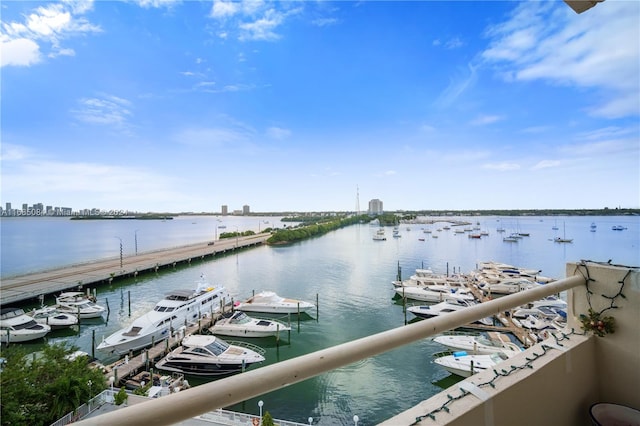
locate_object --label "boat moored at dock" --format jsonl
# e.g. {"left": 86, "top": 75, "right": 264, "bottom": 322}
{"left": 97, "top": 275, "right": 230, "bottom": 355}
{"left": 0, "top": 307, "right": 51, "bottom": 343}
{"left": 55, "top": 292, "right": 107, "bottom": 319}
{"left": 235, "top": 291, "right": 315, "bottom": 314}
{"left": 210, "top": 310, "right": 291, "bottom": 338}
{"left": 155, "top": 334, "right": 265, "bottom": 376}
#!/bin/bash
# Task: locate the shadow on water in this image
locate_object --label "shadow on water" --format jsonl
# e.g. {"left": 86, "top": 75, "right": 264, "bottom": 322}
{"left": 432, "top": 374, "right": 464, "bottom": 389}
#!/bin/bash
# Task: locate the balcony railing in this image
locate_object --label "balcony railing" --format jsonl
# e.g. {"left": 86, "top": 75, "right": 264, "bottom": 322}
{"left": 75, "top": 274, "right": 585, "bottom": 425}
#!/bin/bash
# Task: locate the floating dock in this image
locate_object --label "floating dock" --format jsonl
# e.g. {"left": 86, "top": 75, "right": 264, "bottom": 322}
{"left": 0, "top": 234, "right": 269, "bottom": 306}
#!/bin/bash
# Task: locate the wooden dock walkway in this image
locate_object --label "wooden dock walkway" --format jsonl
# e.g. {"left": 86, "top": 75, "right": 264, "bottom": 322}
{"left": 464, "top": 281, "right": 536, "bottom": 347}
{"left": 0, "top": 234, "right": 269, "bottom": 306}
{"left": 104, "top": 310, "right": 221, "bottom": 385}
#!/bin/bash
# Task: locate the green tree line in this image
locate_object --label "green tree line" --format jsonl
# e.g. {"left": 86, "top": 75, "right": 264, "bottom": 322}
{"left": 267, "top": 214, "right": 372, "bottom": 244}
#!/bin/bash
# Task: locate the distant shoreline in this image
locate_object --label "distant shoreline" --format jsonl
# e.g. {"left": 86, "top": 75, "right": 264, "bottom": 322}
{"left": 69, "top": 215, "right": 174, "bottom": 220}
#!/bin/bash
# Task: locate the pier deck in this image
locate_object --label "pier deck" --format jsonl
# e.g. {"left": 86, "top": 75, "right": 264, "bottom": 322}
{"left": 0, "top": 234, "right": 269, "bottom": 306}
{"left": 105, "top": 310, "right": 220, "bottom": 385}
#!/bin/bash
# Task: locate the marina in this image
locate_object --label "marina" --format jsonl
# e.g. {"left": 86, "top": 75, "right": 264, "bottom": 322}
{"left": 1, "top": 214, "right": 639, "bottom": 425}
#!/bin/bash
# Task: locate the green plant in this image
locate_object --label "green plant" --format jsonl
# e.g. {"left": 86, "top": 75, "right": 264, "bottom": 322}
{"left": 114, "top": 387, "right": 128, "bottom": 405}
{"left": 579, "top": 308, "right": 615, "bottom": 337}
{"left": 262, "top": 411, "right": 275, "bottom": 426}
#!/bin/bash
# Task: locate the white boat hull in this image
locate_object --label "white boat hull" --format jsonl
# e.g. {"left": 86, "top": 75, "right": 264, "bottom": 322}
{"left": 0, "top": 328, "right": 50, "bottom": 343}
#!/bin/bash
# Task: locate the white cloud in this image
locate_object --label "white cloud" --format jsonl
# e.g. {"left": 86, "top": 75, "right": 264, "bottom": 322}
{"left": 482, "top": 162, "right": 521, "bottom": 171}
{"left": 0, "top": 37, "right": 40, "bottom": 67}
{"left": 267, "top": 127, "right": 291, "bottom": 140}
{"left": 445, "top": 37, "right": 463, "bottom": 49}
{"left": 72, "top": 95, "right": 133, "bottom": 126}
{"left": 531, "top": 160, "right": 561, "bottom": 170}
{"left": 470, "top": 114, "right": 504, "bottom": 126}
{"left": 211, "top": 0, "right": 240, "bottom": 18}
{"left": 239, "top": 9, "right": 285, "bottom": 41}
{"left": 482, "top": 1, "right": 640, "bottom": 118}
{"left": 312, "top": 18, "right": 338, "bottom": 27}
{"left": 0, "top": 2, "right": 101, "bottom": 68}
{"left": 434, "top": 63, "right": 478, "bottom": 108}
{"left": 134, "top": 0, "right": 181, "bottom": 9}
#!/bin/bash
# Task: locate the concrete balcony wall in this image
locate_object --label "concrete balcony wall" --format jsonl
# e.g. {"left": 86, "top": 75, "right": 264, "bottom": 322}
{"left": 567, "top": 261, "right": 640, "bottom": 412}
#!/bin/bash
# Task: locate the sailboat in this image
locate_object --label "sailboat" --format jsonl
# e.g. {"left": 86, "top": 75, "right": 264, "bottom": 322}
{"left": 554, "top": 222, "right": 573, "bottom": 243}
{"left": 552, "top": 220, "right": 559, "bottom": 231}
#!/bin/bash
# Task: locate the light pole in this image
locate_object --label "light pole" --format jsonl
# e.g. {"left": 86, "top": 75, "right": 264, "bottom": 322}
{"left": 108, "top": 376, "right": 115, "bottom": 402}
{"left": 134, "top": 230, "right": 139, "bottom": 255}
{"left": 353, "top": 415, "right": 359, "bottom": 426}
{"left": 114, "top": 236, "right": 123, "bottom": 268}
{"left": 87, "top": 380, "right": 92, "bottom": 411}
{"left": 235, "top": 226, "right": 239, "bottom": 248}
{"left": 258, "top": 400, "right": 264, "bottom": 425}
{"left": 308, "top": 417, "right": 313, "bottom": 425}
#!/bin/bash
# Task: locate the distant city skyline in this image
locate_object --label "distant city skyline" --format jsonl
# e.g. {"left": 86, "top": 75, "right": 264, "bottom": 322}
{"left": 1, "top": 1, "right": 638, "bottom": 211}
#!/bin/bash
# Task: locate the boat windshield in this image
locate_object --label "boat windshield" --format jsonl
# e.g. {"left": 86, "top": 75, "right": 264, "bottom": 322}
{"left": 205, "top": 338, "right": 230, "bottom": 356}
{"left": 476, "top": 337, "right": 499, "bottom": 347}
{"left": 230, "top": 313, "right": 251, "bottom": 324}
{"left": 491, "top": 352, "right": 510, "bottom": 362}
{"left": 13, "top": 320, "right": 41, "bottom": 330}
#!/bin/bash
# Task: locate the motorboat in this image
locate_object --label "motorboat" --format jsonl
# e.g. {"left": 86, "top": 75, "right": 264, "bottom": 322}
{"left": 155, "top": 334, "right": 265, "bottom": 376}
{"left": 480, "top": 278, "right": 541, "bottom": 295}
{"left": 0, "top": 307, "right": 51, "bottom": 343}
{"left": 210, "top": 310, "right": 291, "bottom": 338}
{"left": 530, "top": 296, "right": 567, "bottom": 310}
{"left": 55, "top": 292, "right": 107, "bottom": 319}
{"left": 234, "top": 291, "right": 315, "bottom": 314}
{"left": 433, "top": 332, "right": 523, "bottom": 355}
{"left": 433, "top": 350, "right": 514, "bottom": 378}
{"left": 97, "top": 276, "right": 230, "bottom": 355}
{"left": 26, "top": 305, "right": 79, "bottom": 329}
{"left": 407, "top": 301, "right": 493, "bottom": 326}
{"left": 512, "top": 305, "right": 566, "bottom": 320}
{"left": 373, "top": 229, "right": 387, "bottom": 241}
{"left": 394, "top": 285, "right": 475, "bottom": 304}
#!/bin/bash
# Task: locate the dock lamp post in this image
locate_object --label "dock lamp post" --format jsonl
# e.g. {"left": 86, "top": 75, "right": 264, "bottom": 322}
{"left": 308, "top": 417, "right": 313, "bottom": 425}
{"left": 353, "top": 415, "right": 359, "bottom": 426}
{"left": 235, "top": 226, "right": 239, "bottom": 248}
{"left": 87, "top": 380, "right": 92, "bottom": 411}
{"left": 115, "top": 236, "right": 123, "bottom": 268}
{"left": 134, "top": 230, "right": 139, "bottom": 255}
{"left": 258, "top": 400, "right": 264, "bottom": 425}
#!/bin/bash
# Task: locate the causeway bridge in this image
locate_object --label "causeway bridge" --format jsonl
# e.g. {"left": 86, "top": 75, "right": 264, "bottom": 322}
{"left": 0, "top": 234, "right": 269, "bottom": 306}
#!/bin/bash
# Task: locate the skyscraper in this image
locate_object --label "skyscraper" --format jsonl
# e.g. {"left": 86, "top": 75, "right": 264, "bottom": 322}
{"left": 368, "top": 199, "right": 383, "bottom": 215}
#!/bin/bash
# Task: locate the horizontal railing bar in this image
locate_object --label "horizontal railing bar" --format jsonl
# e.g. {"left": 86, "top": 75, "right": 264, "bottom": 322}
{"left": 77, "top": 274, "right": 584, "bottom": 425}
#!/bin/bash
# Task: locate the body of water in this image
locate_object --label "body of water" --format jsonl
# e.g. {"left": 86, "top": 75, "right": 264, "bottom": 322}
{"left": 1, "top": 214, "right": 638, "bottom": 425}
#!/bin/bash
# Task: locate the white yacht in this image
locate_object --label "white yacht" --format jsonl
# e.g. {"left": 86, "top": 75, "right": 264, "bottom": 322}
{"left": 433, "top": 332, "right": 523, "bottom": 355}
{"left": 55, "top": 292, "right": 107, "bottom": 319}
{"left": 235, "top": 291, "right": 315, "bottom": 314}
{"left": 26, "top": 305, "right": 79, "bottom": 329}
{"left": 433, "top": 350, "right": 515, "bottom": 378}
{"left": 1, "top": 307, "right": 51, "bottom": 343}
{"left": 97, "top": 276, "right": 230, "bottom": 355}
{"left": 408, "top": 301, "right": 493, "bottom": 326}
{"left": 210, "top": 310, "right": 291, "bottom": 338}
{"left": 155, "top": 334, "right": 265, "bottom": 376}
{"left": 394, "top": 285, "right": 475, "bottom": 304}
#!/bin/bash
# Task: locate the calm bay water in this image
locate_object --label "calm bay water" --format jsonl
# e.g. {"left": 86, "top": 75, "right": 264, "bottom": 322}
{"left": 1, "top": 215, "right": 639, "bottom": 425}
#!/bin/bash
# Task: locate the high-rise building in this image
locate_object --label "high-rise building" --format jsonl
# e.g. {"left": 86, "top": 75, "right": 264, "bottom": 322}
{"left": 221, "top": 205, "right": 228, "bottom": 216}
{"left": 242, "top": 205, "right": 250, "bottom": 215}
{"left": 368, "top": 199, "right": 383, "bottom": 215}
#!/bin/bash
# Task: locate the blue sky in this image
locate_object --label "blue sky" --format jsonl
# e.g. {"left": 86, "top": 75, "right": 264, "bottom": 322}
{"left": 1, "top": 0, "right": 639, "bottom": 213}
